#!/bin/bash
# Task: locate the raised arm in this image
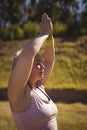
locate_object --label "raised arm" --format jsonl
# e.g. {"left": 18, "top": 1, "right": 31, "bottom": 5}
{"left": 8, "top": 13, "right": 52, "bottom": 106}
{"left": 41, "top": 14, "right": 55, "bottom": 84}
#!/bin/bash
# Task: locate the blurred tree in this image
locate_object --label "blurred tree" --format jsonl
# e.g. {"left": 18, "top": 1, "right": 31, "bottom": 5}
{"left": 0, "top": 0, "right": 85, "bottom": 26}
{"left": 56, "top": 0, "right": 79, "bottom": 24}
{"left": 0, "top": 0, "right": 26, "bottom": 26}
{"left": 7, "top": 0, "right": 26, "bottom": 24}
{"left": 0, "top": 0, "right": 9, "bottom": 37}
{"left": 0, "top": 0, "right": 87, "bottom": 40}
{"left": 80, "top": 0, "right": 87, "bottom": 34}
{"left": 34, "top": 0, "right": 79, "bottom": 24}
{"left": 30, "top": 0, "right": 36, "bottom": 6}
{"left": 26, "top": 0, "right": 37, "bottom": 21}
{"left": 35, "top": 0, "right": 53, "bottom": 22}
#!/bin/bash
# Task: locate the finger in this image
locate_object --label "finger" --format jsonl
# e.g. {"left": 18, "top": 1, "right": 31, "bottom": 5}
{"left": 42, "top": 14, "right": 45, "bottom": 23}
{"left": 44, "top": 13, "right": 51, "bottom": 21}
{"left": 42, "top": 13, "right": 49, "bottom": 22}
{"left": 43, "top": 13, "right": 48, "bottom": 18}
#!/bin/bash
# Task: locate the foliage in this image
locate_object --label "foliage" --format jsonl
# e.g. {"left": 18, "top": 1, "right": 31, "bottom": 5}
{"left": 23, "top": 21, "right": 39, "bottom": 38}
{"left": 3, "top": 24, "right": 24, "bottom": 40}
{"left": 0, "top": 0, "right": 26, "bottom": 25}
{"left": 0, "top": 0, "right": 87, "bottom": 40}
{"left": 54, "top": 22, "right": 67, "bottom": 37}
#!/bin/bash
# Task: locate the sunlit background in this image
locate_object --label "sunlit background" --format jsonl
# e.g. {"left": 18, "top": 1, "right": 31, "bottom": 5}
{"left": 0, "top": 0, "right": 87, "bottom": 130}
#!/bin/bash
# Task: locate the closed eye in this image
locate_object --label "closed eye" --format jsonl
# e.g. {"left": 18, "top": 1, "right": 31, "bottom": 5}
{"left": 36, "top": 63, "right": 41, "bottom": 69}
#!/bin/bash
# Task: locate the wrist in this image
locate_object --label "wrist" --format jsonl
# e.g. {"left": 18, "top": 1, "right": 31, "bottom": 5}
{"left": 44, "top": 36, "right": 54, "bottom": 46}
{"left": 47, "top": 32, "right": 53, "bottom": 40}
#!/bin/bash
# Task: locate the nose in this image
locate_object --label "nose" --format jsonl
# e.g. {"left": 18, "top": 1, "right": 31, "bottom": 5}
{"left": 41, "top": 63, "right": 45, "bottom": 69}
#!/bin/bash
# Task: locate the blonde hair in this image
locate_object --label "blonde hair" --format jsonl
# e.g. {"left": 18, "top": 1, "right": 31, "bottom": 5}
{"left": 12, "top": 49, "right": 42, "bottom": 70}
{"left": 12, "top": 49, "right": 22, "bottom": 69}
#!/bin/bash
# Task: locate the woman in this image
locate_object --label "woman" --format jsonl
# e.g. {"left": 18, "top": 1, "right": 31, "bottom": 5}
{"left": 8, "top": 13, "right": 58, "bottom": 130}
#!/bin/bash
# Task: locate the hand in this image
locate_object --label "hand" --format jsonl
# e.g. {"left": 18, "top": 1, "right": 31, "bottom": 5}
{"left": 39, "top": 13, "right": 53, "bottom": 37}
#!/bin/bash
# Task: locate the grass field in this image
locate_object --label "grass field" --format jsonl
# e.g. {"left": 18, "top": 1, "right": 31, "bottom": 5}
{"left": 0, "top": 101, "right": 87, "bottom": 130}
{"left": 0, "top": 36, "right": 87, "bottom": 90}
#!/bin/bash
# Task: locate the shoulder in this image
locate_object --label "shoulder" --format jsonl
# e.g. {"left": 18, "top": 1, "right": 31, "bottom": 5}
{"left": 8, "top": 85, "right": 32, "bottom": 112}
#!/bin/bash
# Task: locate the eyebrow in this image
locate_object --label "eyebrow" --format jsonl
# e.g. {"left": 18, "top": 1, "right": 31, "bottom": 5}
{"left": 36, "top": 59, "right": 42, "bottom": 62}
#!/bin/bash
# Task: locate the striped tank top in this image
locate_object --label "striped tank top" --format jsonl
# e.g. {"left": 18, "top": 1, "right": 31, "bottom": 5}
{"left": 11, "top": 86, "right": 58, "bottom": 130}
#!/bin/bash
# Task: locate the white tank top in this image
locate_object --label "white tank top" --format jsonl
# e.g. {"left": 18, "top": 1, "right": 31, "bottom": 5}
{"left": 11, "top": 87, "right": 58, "bottom": 130}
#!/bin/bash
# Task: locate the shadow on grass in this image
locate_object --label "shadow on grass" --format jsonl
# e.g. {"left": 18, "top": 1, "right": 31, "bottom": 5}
{"left": 0, "top": 88, "right": 87, "bottom": 104}
{"left": 46, "top": 89, "right": 87, "bottom": 104}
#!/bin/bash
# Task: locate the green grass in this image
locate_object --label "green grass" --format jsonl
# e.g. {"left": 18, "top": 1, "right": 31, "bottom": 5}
{"left": 0, "top": 101, "right": 87, "bottom": 130}
{"left": 0, "top": 36, "right": 87, "bottom": 89}
{"left": 0, "top": 40, "right": 27, "bottom": 88}
{"left": 46, "top": 36, "right": 87, "bottom": 90}
{"left": 0, "top": 57, "right": 12, "bottom": 88}
{"left": 57, "top": 103, "right": 87, "bottom": 130}
{"left": 0, "top": 101, "right": 16, "bottom": 130}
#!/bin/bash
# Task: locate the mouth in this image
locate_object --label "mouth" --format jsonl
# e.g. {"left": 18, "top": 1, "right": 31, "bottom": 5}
{"left": 40, "top": 71, "right": 44, "bottom": 77}
{"left": 40, "top": 71, "right": 44, "bottom": 74}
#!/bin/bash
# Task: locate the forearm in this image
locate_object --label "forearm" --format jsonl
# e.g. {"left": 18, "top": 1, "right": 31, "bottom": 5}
{"left": 40, "top": 39, "right": 55, "bottom": 85}
{"left": 44, "top": 45, "right": 55, "bottom": 62}
{"left": 44, "top": 37, "right": 55, "bottom": 62}
{"left": 24, "top": 33, "right": 49, "bottom": 56}
{"left": 9, "top": 34, "right": 49, "bottom": 90}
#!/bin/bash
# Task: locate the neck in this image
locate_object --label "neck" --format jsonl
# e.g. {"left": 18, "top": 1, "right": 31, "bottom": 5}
{"left": 28, "top": 80, "right": 41, "bottom": 89}
{"left": 27, "top": 80, "right": 36, "bottom": 89}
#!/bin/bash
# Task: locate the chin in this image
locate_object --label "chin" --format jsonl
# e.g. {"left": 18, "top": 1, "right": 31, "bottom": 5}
{"left": 41, "top": 73, "right": 44, "bottom": 78}
{"left": 39, "top": 75, "right": 44, "bottom": 79}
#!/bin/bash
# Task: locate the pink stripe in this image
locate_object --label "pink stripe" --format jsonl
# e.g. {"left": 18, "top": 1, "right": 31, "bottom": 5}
{"left": 11, "top": 88, "right": 58, "bottom": 130}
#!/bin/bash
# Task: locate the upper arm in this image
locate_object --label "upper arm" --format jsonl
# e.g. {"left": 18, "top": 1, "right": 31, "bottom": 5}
{"left": 8, "top": 49, "right": 34, "bottom": 102}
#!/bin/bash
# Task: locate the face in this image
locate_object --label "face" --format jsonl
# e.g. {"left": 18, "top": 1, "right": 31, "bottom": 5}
{"left": 29, "top": 54, "right": 45, "bottom": 82}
